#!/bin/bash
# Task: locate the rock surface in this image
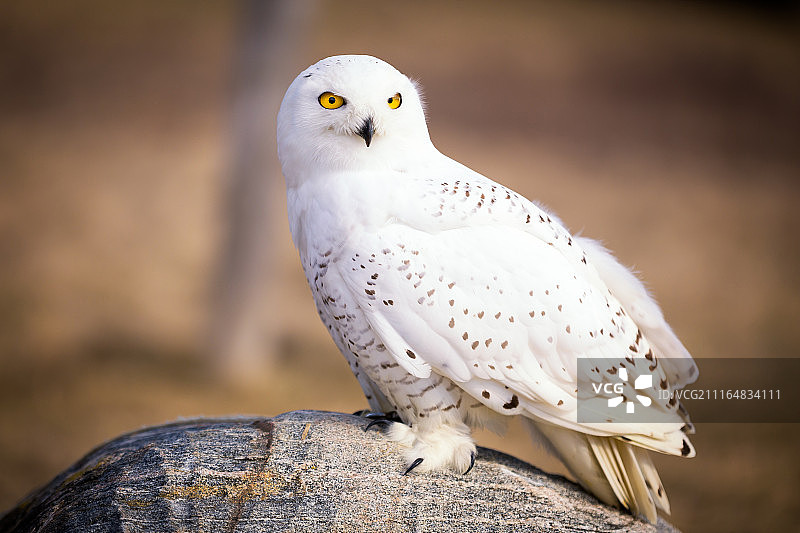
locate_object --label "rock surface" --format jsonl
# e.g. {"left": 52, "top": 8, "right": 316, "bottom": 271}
{"left": 0, "top": 410, "right": 678, "bottom": 532}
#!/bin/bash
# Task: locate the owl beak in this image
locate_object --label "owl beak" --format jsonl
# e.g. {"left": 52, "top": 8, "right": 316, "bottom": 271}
{"left": 356, "top": 116, "right": 375, "bottom": 147}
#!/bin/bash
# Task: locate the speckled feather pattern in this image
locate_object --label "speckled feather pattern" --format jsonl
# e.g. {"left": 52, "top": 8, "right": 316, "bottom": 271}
{"left": 301, "top": 174, "right": 692, "bottom": 448}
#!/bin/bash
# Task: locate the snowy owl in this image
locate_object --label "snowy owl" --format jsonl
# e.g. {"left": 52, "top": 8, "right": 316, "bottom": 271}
{"left": 277, "top": 55, "right": 697, "bottom": 523}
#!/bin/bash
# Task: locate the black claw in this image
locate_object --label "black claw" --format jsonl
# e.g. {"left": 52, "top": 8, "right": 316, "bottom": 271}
{"left": 403, "top": 457, "right": 424, "bottom": 476}
{"left": 463, "top": 451, "right": 476, "bottom": 475}
{"left": 364, "top": 411, "right": 402, "bottom": 422}
{"left": 354, "top": 410, "right": 401, "bottom": 421}
{"left": 364, "top": 419, "right": 392, "bottom": 432}
{"left": 361, "top": 411, "right": 403, "bottom": 432}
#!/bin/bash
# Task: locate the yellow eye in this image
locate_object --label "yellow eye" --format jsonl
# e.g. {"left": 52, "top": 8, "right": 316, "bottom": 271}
{"left": 319, "top": 92, "right": 345, "bottom": 109}
{"left": 387, "top": 93, "right": 402, "bottom": 109}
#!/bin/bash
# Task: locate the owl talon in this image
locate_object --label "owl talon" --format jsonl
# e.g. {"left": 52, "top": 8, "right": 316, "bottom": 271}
{"left": 362, "top": 411, "right": 403, "bottom": 432}
{"left": 463, "top": 451, "right": 475, "bottom": 475}
{"left": 364, "top": 418, "right": 392, "bottom": 432}
{"left": 403, "top": 457, "right": 424, "bottom": 475}
{"left": 364, "top": 411, "right": 401, "bottom": 421}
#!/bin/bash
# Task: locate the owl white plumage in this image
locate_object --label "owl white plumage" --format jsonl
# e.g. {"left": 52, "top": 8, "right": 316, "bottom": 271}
{"left": 277, "top": 55, "right": 697, "bottom": 523}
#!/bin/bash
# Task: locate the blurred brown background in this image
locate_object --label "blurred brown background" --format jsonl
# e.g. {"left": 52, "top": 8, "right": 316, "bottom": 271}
{"left": 1, "top": 1, "right": 798, "bottom": 531}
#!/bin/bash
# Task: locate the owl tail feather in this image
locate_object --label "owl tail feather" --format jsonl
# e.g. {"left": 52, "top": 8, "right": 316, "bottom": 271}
{"left": 523, "top": 420, "right": 668, "bottom": 524}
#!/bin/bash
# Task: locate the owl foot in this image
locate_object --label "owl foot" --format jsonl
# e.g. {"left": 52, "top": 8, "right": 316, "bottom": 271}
{"left": 387, "top": 420, "right": 477, "bottom": 475}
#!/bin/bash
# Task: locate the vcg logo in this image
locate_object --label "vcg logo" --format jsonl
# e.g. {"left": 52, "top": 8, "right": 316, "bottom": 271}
{"left": 592, "top": 368, "right": 653, "bottom": 414}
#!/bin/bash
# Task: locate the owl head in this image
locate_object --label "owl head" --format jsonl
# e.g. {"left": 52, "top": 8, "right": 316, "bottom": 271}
{"left": 277, "top": 55, "right": 432, "bottom": 182}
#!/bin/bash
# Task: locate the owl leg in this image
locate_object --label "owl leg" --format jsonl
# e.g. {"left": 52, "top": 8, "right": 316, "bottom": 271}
{"left": 386, "top": 419, "right": 477, "bottom": 475}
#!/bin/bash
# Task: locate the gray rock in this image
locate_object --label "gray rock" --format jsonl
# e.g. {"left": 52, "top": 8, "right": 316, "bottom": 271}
{"left": 0, "top": 410, "right": 678, "bottom": 532}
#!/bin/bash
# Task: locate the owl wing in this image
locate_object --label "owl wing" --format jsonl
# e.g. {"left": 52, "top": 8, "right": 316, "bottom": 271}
{"left": 336, "top": 172, "right": 694, "bottom": 457}
{"left": 576, "top": 236, "right": 698, "bottom": 391}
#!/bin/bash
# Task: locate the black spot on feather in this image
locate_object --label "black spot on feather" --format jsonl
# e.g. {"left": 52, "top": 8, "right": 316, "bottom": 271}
{"left": 503, "top": 395, "right": 519, "bottom": 409}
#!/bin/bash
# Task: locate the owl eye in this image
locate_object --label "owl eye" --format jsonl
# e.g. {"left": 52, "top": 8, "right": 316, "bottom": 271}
{"left": 319, "top": 92, "right": 345, "bottom": 109}
{"left": 387, "top": 93, "right": 402, "bottom": 109}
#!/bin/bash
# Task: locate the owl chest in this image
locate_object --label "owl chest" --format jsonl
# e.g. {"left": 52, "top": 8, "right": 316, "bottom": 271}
{"left": 305, "top": 254, "right": 404, "bottom": 381}
{"left": 304, "top": 253, "right": 466, "bottom": 420}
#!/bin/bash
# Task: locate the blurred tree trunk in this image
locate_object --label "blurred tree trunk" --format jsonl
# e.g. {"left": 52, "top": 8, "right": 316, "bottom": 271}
{"left": 209, "top": 0, "right": 314, "bottom": 377}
